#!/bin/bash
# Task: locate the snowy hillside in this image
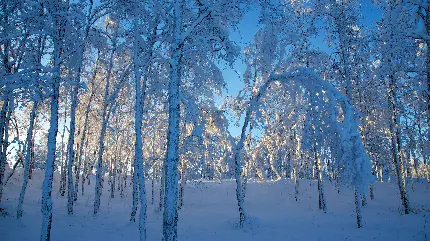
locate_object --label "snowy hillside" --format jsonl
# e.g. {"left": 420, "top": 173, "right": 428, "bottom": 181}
{"left": 1, "top": 168, "right": 429, "bottom": 241}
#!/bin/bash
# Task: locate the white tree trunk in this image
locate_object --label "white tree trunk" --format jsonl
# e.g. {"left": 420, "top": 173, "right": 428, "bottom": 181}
{"left": 354, "top": 189, "right": 362, "bottom": 228}
{"left": 74, "top": 85, "right": 95, "bottom": 200}
{"left": 59, "top": 107, "right": 67, "bottom": 197}
{"left": 424, "top": 10, "right": 430, "bottom": 139}
{"left": 132, "top": 16, "right": 149, "bottom": 240}
{"left": 151, "top": 178, "right": 155, "bottom": 205}
{"left": 388, "top": 74, "right": 410, "bottom": 214}
{"left": 130, "top": 165, "right": 138, "bottom": 221}
{"left": 162, "top": 2, "right": 184, "bottom": 240}
{"left": 40, "top": 76, "right": 60, "bottom": 241}
{"left": 40, "top": 2, "right": 66, "bottom": 238}
{"left": 110, "top": 158, "right": 116, "bottom": 198}
{"left": 234, "top": 109, "right": 251, "bottom": 227}
{"left": 163, "top": 40, "right": 182, "bottom": 241}
{"left": 66, "top": 86, "right": 78, "bottom": 214}
{"left": 0, "top": 97, "right": 11, "bottom": 203}
{"left": 93, "top": 43, "right": 116, "bottom": 215}
{"left": 158, "top": 170, "right": 164, "bottom": 212}
{"left": 233, "top": 80, "right": 272, "bottom": 227}
{"left": 316, "top": 152, "right": 326, "bottom": 213}
{"left": 73, "top": 35, "right": 98, "bottom": 201}
{"left": 178, "top": 161, "right": 186, "bottom": 209}
{"left": 294, "top": 169, "right": 299, "bottom": 201}
{"left": 66, "top": 9, "right": 94, "bottom": 209}
{"left": 81, "top": 140, "right": 90, "bottom": 196}
{"left": 17, "top": 102, "right": 38, "bottom": 218}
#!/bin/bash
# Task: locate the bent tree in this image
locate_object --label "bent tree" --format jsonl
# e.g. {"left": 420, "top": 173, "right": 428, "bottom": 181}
{"left": 233, "top": 67, "right": 371, "bottom": 228}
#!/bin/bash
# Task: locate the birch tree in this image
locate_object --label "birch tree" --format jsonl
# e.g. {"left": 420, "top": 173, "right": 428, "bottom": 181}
{"left": 163, "top": 0, "right": 243, "bottom": 239}
{"left": 40, "top": 0, "right": 68, "bottom": 238}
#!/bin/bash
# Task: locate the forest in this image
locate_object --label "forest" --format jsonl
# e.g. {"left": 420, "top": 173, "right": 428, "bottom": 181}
{"left": 0, "top": 0, "right": 429, "bottom": 241}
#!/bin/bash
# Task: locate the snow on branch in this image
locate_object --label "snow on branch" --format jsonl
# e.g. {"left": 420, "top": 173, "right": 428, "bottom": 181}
{"left": 178, "top": 8, "right": 213, "bottom": 45}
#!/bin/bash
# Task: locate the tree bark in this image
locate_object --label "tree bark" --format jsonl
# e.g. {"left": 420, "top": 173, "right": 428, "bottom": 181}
{"left": 75, "top": 55, "right": 99, "bottom": 201}
{"left": 59, "top": 105, "right": 67, "bottom": 197}
{"left": 388, "top": 74, "right": 409, "bottom": 214}
{"left": 315, "top": 149, "right": 326, "bottom": 212}
{"left": 17, "top": 102, "right": 38, "bottom": 218}
{"left": 163, "top": 37, "right": 182, "bottom": 241}
{"left": 94, "top": 38, "right": 117, "bottom": 215}
{"left": 354, "top": 189, "right": 362, "bottom": 228}
{"left": 66, "top": 86, "right": 78, "bottom": 214}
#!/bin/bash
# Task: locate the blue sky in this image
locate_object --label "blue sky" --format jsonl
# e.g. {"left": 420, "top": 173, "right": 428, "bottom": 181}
{"left": 221, "top": 0, "right": 383, "bottom": 137}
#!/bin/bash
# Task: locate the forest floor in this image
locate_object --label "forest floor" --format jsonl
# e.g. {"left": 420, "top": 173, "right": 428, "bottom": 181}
{"left": 1, "top": 168, "right": 429, "bottom": 241}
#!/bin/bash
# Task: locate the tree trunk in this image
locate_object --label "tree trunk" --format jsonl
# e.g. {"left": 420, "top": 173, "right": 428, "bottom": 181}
{"left": 425, "top": 12, "right": 430, "bottom": 138}
{"left": 294, "top": 168, "right": 299, "bottom": 201}
{"left": 130, "top": 165, "right": 138, "bottom": 221}
{"left": 158, "top": 170, "right": 164, "bottom": 212}
{"left": 29, "top": 133, "right": 35, "bottom": 180}
{"left": 66, "top": 86, "right": 79, "bottom": 214}
{"left": 121, "top": 158, "right": 128, "bottom": 197}
{"left": 163, "top": 41, "right": 181, "bottom": 241}
{"left": 293, "top": 131, "right": 299, "bottom": 201}
{"left": 59, "top": 106, "right": 67, "bottom": 197}
{"left": 94, "top": 41, "right": 116, "bottom": 215}
{"left": 361, "top": 192, "right": 367, "bottom": 206}
{"left": 388, "top": 74, "right": 409, "bottom": 214}
{"left": 242, "top": 110, "right": 255, "bottom": 197}
{"left": 378, "top": 163, "right": 383, "bottom": 182}
{"left": 128, "top": 17, "right": 156, "bottom": 238}
{"left": 178, "top": 161, "right": 186, "bottom": 209}
{"left": 354, "top": 189, "right": 362, "bottom": 228}
{"left": 0, "top": 97, "right": 10, "bottom": 204}
{"left": 151, "top": 178, "right": 154, "bottom": 205}
{"left": 75, "top": 65, "right": 98, "bottom": 201}
{"left": 81, "top": 144, "right": 90, "bottom": 196}
{"left": 17, "top": 102, "right": 38, "bottom": 218}
{"left": 233, "top": 103, "right": 257, "bottom": 227}
{"left": 316, "top": 150, "right": 326, "bottom": 213}
{"left": 162, "top": 2, "right": 183, "bottom": 239}
{"left": 5, "top": 152, "right": 23, "bottom": 185}
{"left": 40, "top": 17, "right": 63, "bottom": 235}
{"left": 110, "top": 158, "right": 116, "bottom": 199}
{"left": 269, "top": 153, "right": 281, "bottom": 181}
{"left": 232, "top": 77, "right": 273, "bottom": 227}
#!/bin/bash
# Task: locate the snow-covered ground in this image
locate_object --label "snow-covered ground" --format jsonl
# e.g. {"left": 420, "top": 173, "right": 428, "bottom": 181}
{"left": 1, "top": 168, "right": 429, "bottom": 241}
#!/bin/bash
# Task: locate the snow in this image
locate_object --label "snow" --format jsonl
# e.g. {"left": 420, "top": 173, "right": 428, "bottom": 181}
{"left": 1, "top": 168, "right": 429, "bottom": 241}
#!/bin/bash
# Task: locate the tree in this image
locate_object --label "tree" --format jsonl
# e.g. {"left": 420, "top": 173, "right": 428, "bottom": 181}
{"left": 162, "top": 1, "right": 243, "bottom": 239}
{"left": 17, "top": 101, "right": 39, "bottom": 218}
{"left": 374, "top": 0, "right": 422, "bottom": 214}
{"left": 40, "top": 0, "right": 69, "bottom": 239}
{"left": 94, "top": 16, "right": 132, "bottom": 215}
{"left": 130, "top": 1, "right": 159, "bottom": 238}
